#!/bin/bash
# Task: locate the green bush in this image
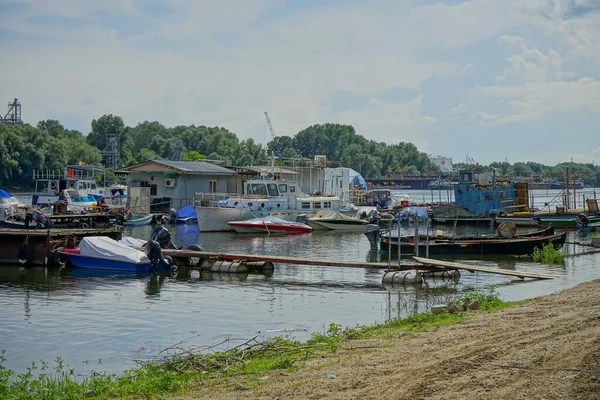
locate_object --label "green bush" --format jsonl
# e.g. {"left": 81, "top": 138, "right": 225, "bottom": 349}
{"left": 532, "top": 243, "right": 564, "bottom": 263}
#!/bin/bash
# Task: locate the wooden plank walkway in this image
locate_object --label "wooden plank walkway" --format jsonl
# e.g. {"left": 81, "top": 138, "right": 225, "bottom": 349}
{"left": 161, "top": 249, "right": 421, "bottom": 270}
{"left": 413, "top": 257, "right": 561, "bottom": 280}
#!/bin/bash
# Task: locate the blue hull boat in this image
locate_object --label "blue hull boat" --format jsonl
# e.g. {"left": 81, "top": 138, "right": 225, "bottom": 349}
{"left": 59, "top": 236, "right": 153, "bottom": 271}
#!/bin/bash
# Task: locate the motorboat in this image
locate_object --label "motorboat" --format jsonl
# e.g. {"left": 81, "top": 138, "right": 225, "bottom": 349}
{"left": 227, "top": 215, "right": 313, "bottom": 234}
{"left": 308, "top": 210, "right": 368, "bottom": 231}
{"left": 58, "top": 236, "right": 154, "bottom": 271}
{"left": 122, "top": 212, "right": 154, "bottom": 227}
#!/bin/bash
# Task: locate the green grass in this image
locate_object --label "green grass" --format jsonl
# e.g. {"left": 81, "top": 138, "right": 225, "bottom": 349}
{"left": 0, "top": 288, "right": 509, "bottom": 399}
{"left": 532, "top": 243, "right": 565, "bottom": 263}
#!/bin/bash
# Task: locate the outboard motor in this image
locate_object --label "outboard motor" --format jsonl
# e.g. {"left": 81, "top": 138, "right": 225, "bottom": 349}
{"left": 577, "top": 213, "right": 589, "bottom": 229}
{"left": 151, "top": 225, "right": 178, "bottom": 249}
{"left": 114, "top": 214, "right": 126, "bottom": 226}
{"left": 161, "top": 208, "right": 178, "bottom": 225}
{"left": 364, "top": 224, "right": 381, "bottom": 250}
{"left": 32, "top": 210, "right": 52, "bottom": 229}
{"left": 145, "top": 240, "right": 175, "bottom": 270}
{"left": 367, "top": 208, "right": 380, "bottom": 224}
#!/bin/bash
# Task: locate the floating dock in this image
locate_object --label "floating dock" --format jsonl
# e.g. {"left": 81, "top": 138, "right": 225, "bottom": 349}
{"left": 160, "top": 249, "right": 560, "bottom": 280}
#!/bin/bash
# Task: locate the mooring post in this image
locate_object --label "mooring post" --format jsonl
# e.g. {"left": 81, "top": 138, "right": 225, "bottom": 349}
{"left": 413, "top": 212, "right": 419, "bottom": 257}
{"left": 397, "top": 215, "right": 401, "bottom": 266}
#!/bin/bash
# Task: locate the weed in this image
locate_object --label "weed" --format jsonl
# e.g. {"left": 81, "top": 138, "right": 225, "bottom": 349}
{"left": 532, "top": 243, "right": 564, "bottom": 263}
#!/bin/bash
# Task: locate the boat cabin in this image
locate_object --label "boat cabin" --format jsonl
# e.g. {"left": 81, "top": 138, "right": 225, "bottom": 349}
{"left": 454, "top": 169, "right": 523, "bottom": 216}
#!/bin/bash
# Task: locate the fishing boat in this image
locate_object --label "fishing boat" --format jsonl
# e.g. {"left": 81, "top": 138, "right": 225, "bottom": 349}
{"left": 380, "top": 230, "right": 566, "bottom": 256}
{"left": 195, "top": 178, "right": 355, "bottom": 232}
{"left": 538, "top": 213, "right": 600, "bottom": 229}
{"left": 227, "top": 215, "right": 313, "bottom": 234}
{"left": 59, "top": 236, "right": 153, "bottom": 271}
{"left": 308, "top": 210, "right": 368, "bottom": 231}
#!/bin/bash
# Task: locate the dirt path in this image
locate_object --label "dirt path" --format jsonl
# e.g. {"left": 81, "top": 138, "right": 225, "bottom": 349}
{"left": 176, "top": 280, "right": 600, "bottom": 400}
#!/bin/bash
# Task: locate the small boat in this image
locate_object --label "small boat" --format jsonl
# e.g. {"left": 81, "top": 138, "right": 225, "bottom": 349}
{"left": 380, "top": 230, "right": 567, "bottom": 256}
{"left": 308, "top": 210, "right": 368, "bottom": 231}
{"left": 538, "top": 213, "right": 600, "bottom": 229}
{"left": 59, "top": 236, "right": 153, "bottom": 271}
{"left": 123, "top": 212, "right": 154, "bottom": 227}
{"left": 228, "top": 215, "right": 313, "bottom": 234}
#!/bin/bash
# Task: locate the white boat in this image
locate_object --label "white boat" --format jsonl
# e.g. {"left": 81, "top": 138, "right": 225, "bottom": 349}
{"left": 194, "top": 179, "right": 356, "bottom": 232}
{"left": 308, "top": 210, "right": 369, "bottom": 231}
{"left": 59, "top": 236, "right": 153, "bottom": 271}
{"left": 0, "top": 189, "right": 29, "bottom": 228}
{"left": 122, "top": 213, "right": 153, "bottom": 227}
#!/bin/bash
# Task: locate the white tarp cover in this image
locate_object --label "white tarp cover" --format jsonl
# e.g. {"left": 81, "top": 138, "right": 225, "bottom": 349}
{"left": 310, "top": 210, "right": 362, "bottom": 222}
{"left": 119, "top": 236, "right": 148, "bottom": 248}
{"left": 78, "top": 236, "right": 151, "bottom": 264}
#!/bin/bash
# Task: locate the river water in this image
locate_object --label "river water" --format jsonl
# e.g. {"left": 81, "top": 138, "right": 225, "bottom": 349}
{"left": 1, "top": 189, "right": 599, "bottom": 377}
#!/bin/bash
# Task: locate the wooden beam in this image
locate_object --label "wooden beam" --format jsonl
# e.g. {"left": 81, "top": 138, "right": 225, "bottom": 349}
{"left": 161, "top": 249, "right": 422, "bottom": 270}
{"left": 413, "top": 257, "right": 561, "bottom": 280}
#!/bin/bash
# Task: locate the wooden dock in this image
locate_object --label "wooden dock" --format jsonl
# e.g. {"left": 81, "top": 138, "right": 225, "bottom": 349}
{"left": 160, "top": 250, "right": 561, "bottom": 280}
{"left": 161, "top": 249, "right": 421, "bottom": 270}
{"left": 413, "top": 257, "right": 561, "bottom": 280}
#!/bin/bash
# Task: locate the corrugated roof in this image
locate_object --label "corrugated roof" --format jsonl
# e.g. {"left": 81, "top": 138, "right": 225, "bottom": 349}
{"left": 119, "top": 160, "right": 236, "bottom": 175}
{"left": 227, "top": 166, "right": 299, "bottom": 175}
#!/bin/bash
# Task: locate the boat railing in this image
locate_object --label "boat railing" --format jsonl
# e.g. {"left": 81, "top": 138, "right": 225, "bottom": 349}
{"left": 193, "top": 192, "right": 276, "bottom": 208}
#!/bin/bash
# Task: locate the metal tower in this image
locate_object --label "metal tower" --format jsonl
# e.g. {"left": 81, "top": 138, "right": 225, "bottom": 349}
{"left": 100, "top": 134, "right": 120, "bottom": 170}
{"left": 1, "top": 98, "right": 23, "bottom": 125}
{"left": 172, "top": 140, "right": 185, "bottom": 161}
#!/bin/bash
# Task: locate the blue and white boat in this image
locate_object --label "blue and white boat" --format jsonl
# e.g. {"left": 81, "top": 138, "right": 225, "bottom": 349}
{"left": 122, "top": 212, "right": 154, "bottom": 227}
{"left": 59, "top": 236, "right": 153, "bottom": 271}
{"left": 31, "top": 164, "right": 105, "bottom": 211}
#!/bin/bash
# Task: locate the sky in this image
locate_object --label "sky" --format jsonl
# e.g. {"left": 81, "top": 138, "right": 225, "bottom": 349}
{"left": 0, "top": 0, "right": 599, "bottom": 166}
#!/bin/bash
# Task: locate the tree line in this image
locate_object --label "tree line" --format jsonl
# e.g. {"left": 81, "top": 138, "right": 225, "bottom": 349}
{"left": 0, "top": 114, "right": 598, "bottom": 189}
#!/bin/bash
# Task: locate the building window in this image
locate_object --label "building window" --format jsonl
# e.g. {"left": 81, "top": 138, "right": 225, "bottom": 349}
{"left": 209, "top": 180, "right": 217, "bottom": 193}
{"left": 150, "top": 184, "right": 158, "bottom": 196}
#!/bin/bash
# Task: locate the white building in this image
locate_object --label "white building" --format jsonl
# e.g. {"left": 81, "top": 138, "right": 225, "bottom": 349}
{"left": 429, "top": 156, "right": 453, "bottom": 173}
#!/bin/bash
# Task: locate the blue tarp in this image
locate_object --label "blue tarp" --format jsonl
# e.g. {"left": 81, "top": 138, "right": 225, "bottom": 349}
{"left": 348, "top": 168, "right": 368, "bottom": 191}
{"left": 0, "top": 189, "right": 14, "bottom": 198}
{"left": 177, "top": 204, "right": 196, "bottom": 219}
{"left": 397, "top": 206, "right": 428, "bottom": 220}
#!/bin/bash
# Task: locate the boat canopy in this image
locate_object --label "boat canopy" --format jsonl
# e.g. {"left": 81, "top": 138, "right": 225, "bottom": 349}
{"left": 348, "top": 168, "right": 368, "bottom": 191}
{"left": 0, "top": 189, "right": 14, "bottom": 198}
{"left": 176, "top": 204, "right": 196, "bottom": 219}
{"left": 78, "top": 236, "right": 151, "bottom": 264}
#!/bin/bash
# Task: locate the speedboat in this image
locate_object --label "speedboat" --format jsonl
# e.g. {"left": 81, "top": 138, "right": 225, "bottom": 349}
{"left": 227, "top": 215, "right": 313, "bottom": 234}
{"left": 308, "top": 210, "right": 368, "bottom": 231}
{"left": 59, "top": 236, "right": 154, "bottom": 271}
{"left": 175, "top": 204, "right": 197, "bottom": 225}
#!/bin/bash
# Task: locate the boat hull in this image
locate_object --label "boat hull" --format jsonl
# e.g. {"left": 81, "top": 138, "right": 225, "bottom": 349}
{"left": 61, "top": 252, "right": 152, "bottom": 271}
{"left": 381, "top": 232, "right": 566, "bottom": 256}
{"left": 227, "top": 219, "right": 312, "bottom": 235}
{"left": 123, "top": 214, "right": 153, "bottom": 227}
{"left": 539, "top": 215, "right": 600, "bottom": 229}
{"left": 308, "top": 219, "right": 368, "bottom": 231}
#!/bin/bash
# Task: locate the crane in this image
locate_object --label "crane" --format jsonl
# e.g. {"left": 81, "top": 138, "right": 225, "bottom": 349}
{"left": 264, "top": 111, "right": 276, "bottom": 141}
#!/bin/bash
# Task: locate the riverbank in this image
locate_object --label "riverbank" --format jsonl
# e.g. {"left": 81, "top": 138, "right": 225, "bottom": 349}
{"left": 177, "top": 279, "right": 600, "bottom": 399}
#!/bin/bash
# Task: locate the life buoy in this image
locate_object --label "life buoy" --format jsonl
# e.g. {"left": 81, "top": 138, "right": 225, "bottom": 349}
{"left": 50, "top": 181, "right": 57, "bottom": 189}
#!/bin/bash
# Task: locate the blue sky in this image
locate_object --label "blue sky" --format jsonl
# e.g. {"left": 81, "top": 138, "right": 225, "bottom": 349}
{"left": 0, "top": 0, "right": 599, "bottom": 166}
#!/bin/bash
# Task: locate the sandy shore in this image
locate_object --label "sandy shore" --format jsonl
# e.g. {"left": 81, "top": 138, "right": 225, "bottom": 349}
{"left": 174, "top": 279, "right": 600, "bottom": 399}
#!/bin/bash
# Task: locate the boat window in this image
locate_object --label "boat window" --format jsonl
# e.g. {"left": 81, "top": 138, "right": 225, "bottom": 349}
{"left": 278, "top": 184, "right": 287, "bottom": 193}
{"left": 301, "top": 202, "right": 311, "bottom": 209}
{"left": 484, "top": 194, "right": 494, "bottom": 201}
{"left": 250, "top": 184, "right": 267, "bottom": 196}
{"left": 290, "top": 186, "right": 296, "bottom": 193}
{"left": 90, "top": 183, "right": 97, "bottom": 190}
{"left": 267, "top": 183, "right": 279, "bottom": 196}
{"left": 247, "top": 202, "right": 253, "bottom": 207}
{"left": 314, "top": 202, "right": 321, "bottom": 209}
{"left": 323, "top": 201, "right": 331, "bottom": 209}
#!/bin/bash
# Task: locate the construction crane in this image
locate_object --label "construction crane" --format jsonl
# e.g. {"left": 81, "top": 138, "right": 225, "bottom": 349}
{"left": 264, "top": 111, "right": 276, "bottom": 142}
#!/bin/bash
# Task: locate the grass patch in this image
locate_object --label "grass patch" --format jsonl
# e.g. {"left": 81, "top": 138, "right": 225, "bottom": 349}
{"left": 532, "top": 243, "right": 565, "bottom": 263}
{"left": 0, "top": 288, "right": 509, "bottom": 399}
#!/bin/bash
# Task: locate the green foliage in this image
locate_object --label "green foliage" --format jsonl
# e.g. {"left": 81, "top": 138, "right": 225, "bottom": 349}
{"left": 532, "top": 243, "right": 565, "bottom": 263}
{"left": 183, "top": 150, "right": 206, "bottom": 161}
